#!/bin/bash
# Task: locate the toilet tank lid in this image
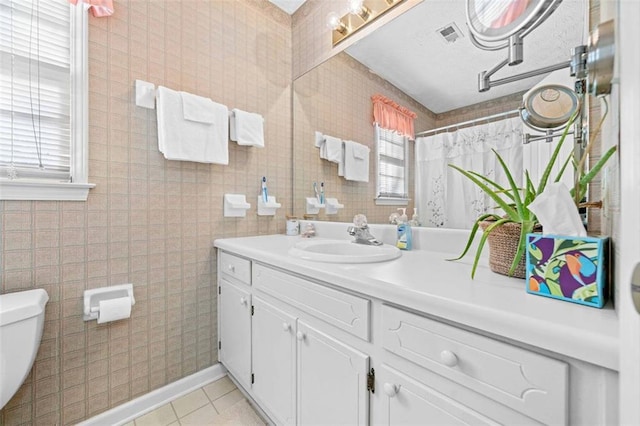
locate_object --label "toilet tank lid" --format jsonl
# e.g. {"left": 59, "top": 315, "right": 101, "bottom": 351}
{"left": 0, "top": 289, "right": 49, "bottom": 327}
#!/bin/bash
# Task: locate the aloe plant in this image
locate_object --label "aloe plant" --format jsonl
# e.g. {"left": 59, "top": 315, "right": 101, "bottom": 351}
{"left": 448, "top": 114, "right": 617, "bottom": 278}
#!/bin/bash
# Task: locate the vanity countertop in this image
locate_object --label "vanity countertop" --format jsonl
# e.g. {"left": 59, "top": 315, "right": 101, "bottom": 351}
{"left": 214, "top": 233, "right": 619, "bottom": 371}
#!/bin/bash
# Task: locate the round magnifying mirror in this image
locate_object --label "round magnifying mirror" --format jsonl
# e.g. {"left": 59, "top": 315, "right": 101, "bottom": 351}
{"left": 520, "top": 84, "right": 580, "bottom": 131}
{"left": 467, "top": 0, "right": 561, "bottom": 43}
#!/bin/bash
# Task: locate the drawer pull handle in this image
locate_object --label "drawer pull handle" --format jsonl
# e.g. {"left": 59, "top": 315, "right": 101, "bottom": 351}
{"left": 440, "top": 350, "right": 458, "bottom": 367}
{"left": 296, "top": 331, "right": 306, "bottom": 341}
{"left": 282, "top": 322, "right": 291, "bottom": 332}
{"left": 383, "top": 383, "right": 399, "bottom": 397}
{"left": 228, "top": 265, "right": 235, "bottom": 273}
{"left": 240, "top": 297, "right": 248, "bottom": 306}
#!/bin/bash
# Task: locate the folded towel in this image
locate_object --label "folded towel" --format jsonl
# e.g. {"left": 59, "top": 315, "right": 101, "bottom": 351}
{"left": 343, "top": 140, "right": 370, "bottom": 182}
{"left": 156, "top": 86, "right": 229, "bottom": 164}
{"left": 181, "top": 91, "right": 215, "bottom": 123}
{"left": 315, "top": 131, "right": 324, "bottom": 148}
{"left": 324, "top": 135, "right": 343, "bottom": 164}
{"left": 352, "top": 143, "right": 368, "bottom": 160}
{"left": 230, "top": 108, "right": 264, "bottom": 147}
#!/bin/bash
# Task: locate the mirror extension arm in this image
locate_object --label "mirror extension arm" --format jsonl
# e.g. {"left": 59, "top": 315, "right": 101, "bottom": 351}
{"left": 478, "top": 59, "right": 571, "bottom": 93}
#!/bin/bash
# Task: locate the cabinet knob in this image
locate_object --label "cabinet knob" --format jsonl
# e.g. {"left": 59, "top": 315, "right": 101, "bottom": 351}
{"left": 383, "top": 383, "right": 399, "bottom": 397}
{"left": 282, "top": 322, "right": 291, "bottom": 332}
{"left": 440, "top": 350, "right": 458, "bottom": 367}
{"left": 296, "top": 331, "right": 306, "bottom": 341}
{"left": 228, "top": 264, "right": 235, "bottom": 273}
{"left": 240, "top": 297, "right": 247, "bottom": 306}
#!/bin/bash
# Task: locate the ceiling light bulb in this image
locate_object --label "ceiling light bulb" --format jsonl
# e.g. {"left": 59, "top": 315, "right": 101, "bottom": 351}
{"left": 326, "top": 11, "right": 348, "bottom": 34}
{"left": 347, "top": 0, "right": 371, "bottom": 20}
{"left": 348, "top": 0, "right": 364, "bottom": 14}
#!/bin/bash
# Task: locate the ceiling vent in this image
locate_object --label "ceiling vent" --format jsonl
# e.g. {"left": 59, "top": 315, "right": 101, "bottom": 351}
{"left": 436, "top": 22, "right": 464, "bottom": 44}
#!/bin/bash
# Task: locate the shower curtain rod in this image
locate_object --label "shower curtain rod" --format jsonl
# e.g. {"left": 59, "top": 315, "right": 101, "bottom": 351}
{"left": 415, "top": 109, "right": 520, "bottom": 137}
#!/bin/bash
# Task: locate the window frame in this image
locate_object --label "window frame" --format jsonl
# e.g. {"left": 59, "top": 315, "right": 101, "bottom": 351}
{"left": 374, "top": 124, "right": 410, "bottom": 206}
{"left": 0, "top": 1, "right": 94, "bottom": 201}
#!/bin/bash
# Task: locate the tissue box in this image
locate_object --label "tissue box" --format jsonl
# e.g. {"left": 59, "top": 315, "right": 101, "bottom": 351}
{"left": 526, "top": 234, "right": 609, "bottom": 308}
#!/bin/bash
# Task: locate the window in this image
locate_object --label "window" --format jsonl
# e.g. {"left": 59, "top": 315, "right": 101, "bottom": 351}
{"left": 375, "top": 124, "right": 409, "bottom": 205}
{"left": 0, "top": 0, "right": 93, "bottom": 200}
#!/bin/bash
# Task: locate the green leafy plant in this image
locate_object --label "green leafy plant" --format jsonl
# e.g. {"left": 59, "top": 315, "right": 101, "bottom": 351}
{"left": 448, "top": 112, "right": 617, "bottom": 278}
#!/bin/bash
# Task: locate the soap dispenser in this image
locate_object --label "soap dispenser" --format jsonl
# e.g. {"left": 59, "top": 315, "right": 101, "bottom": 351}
{"left": 409, "top": 208, "right": 421, "bottom": 227}
{"left": 396, "top": 208, "right": 412, "bottom": 250}
{"left": 397, "top": 208, "right": 408, "bottom": 223}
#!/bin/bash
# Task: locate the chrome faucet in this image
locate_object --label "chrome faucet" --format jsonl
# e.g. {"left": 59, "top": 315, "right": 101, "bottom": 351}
{"left": 348, "top": 214, "right": 383, "bottom": 246}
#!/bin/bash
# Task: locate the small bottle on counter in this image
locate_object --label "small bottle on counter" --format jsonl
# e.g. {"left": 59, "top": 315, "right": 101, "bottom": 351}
{"left": 286, "top": 216, "right": 299, "bottom": 236}
{"left": 396, "top": 209, "right": 412, "bottom": 250}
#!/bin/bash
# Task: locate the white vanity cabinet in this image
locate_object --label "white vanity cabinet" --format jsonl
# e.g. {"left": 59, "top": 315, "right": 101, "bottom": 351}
{"left": 218, "top": 253, "right": 372, "bottom": 425}
{"left": 296, "top": 320, "right": 370, "bottom": 426}
{"left": 251, "top": 296, "right": 296, "bottom": 425}
{"left": 218, "top": 253, "right": 252, "bottom": 389}
{"left": 378, "top": 305, "right": 569, "bottom": 425}
{"left": 216, "top": 244, "right": 618, "bottom": 426}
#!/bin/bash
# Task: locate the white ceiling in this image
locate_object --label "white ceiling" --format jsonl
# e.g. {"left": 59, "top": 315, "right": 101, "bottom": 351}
{"left": 269, "top": 0, "right": 307, "bottom": 15}
{"left": 345, "top": 0, "right": 587, "bottom": 113}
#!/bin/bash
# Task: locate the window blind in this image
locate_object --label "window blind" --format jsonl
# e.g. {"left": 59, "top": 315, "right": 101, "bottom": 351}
{"left": 376, "top": 125, "right": 408, "bottom": 199}
{"left": 0, "top": 0, "right": 72, "bottom": 181}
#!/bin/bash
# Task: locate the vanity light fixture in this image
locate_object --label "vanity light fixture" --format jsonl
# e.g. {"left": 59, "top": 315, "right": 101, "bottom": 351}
{"left": 328, "top": 0, "right": 404, "bottom": 47}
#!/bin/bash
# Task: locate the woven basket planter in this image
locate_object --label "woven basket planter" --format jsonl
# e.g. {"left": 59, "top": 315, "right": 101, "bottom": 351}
{"left": 479, "top": 220, "right": 532, "bottom": 279}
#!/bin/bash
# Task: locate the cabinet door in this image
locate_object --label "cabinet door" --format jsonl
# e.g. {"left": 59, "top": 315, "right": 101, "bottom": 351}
{"left": 252, "top": 296, "right": 296, "bottom": 426}
{"left": 219, "top": 279, "right": 251, "bottom": 388}
{"left": 378, "top": 365, "right": 498, "bottom": 426}
{"left": 297, "top": 320, "right": 369, "bottom": 426}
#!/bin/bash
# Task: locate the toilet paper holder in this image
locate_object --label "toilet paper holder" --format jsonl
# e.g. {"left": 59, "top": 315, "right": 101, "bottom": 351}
{"left": 83, "top": 284, "right": 135, "bottom": 321}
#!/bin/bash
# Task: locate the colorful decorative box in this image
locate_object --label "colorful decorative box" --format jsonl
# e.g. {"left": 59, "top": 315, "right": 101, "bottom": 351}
{"left": 526, "top": 234, "right": 609, "bottom": 308}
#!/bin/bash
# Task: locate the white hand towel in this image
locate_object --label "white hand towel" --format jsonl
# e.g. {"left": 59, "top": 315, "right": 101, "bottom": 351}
{"left": 230, "top": 108, "right": 265, "bottom": 147}
{"left": 343, "top": 140, "right": 370, "bottom": 182}
{"left": 315, "top": 131, "right": 324, "bottom": 148}
{"left": 181, "top": 91, "right": 215, "bottom": 123}
{"left": 324, "top": 135, "right": 343, "bottom": 164}
{"left": 156, "top": 86, "right": 229, "bottom": 164}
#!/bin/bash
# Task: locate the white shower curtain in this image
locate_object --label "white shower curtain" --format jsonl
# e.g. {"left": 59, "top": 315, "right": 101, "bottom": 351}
{"left": 415, "top": 117, "right": 523, "bottom": 229}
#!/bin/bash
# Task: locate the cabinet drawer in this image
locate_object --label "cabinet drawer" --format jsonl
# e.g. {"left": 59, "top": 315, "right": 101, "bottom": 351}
{"left": 378, "top": 364, "right": 499, "bottom": 426}
{"left": 382, "top": 305, "right": 568, "bottom": 425}
{"left": 253, "top": 264, "right": 370, "bottom": 341}
{"left": 219, "top": 251, "right": 251, "bottom": 285}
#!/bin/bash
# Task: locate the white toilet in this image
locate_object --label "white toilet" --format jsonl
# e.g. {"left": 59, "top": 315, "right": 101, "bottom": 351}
{"left": 0, "top": 288, "right": 49, "bottom": 409}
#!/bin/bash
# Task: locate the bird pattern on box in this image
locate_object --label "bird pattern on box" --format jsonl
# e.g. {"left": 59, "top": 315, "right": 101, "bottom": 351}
{"left": 526, "top": 234, "right": 608, "bottom": 308}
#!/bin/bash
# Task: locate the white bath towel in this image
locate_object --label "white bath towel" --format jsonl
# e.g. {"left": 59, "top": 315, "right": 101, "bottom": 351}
{"left": 230, "top": 108, "right": 265, "bottom": 147}
{"left": 323, "top": 135, "right": 343, "bottom": 164}
{"left": 315, "top": 131, "right": 324, "bottom": 148}
{"left": 343, "top": 140, "right": 370, "bottom": 182}
{"left": 181, "top": 91, "right": 215, "bottom": 123}
{"left": 156, "top": 86, "right": 229, "bottom": 164}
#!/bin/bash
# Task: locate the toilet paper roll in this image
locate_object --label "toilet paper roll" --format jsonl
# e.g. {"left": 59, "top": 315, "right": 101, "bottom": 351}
{"left": 97, "top": 297, "right": 132, "bottom": 324}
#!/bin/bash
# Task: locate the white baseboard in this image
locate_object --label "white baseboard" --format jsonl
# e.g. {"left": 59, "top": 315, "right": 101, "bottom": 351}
{"left": 77, "top": 363, "right": 227, "bottom": 426}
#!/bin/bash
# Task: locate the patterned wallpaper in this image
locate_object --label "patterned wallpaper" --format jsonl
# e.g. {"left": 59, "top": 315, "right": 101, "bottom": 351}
{"left": 0, "top": 1, "right": 291, "bottom": 424}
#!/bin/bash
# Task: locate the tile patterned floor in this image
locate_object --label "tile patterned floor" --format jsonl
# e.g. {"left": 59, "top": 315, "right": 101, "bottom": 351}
{"left": 127, "top": 376, "right": 267, "bottom": 426}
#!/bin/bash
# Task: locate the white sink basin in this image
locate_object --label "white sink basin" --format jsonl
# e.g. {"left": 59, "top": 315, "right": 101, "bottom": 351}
{"left": 288, "top": 239, "right": 401, "bottom": 263}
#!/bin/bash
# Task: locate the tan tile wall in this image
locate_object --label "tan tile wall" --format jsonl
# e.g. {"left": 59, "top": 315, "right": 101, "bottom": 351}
{"left": 293, "top": 52, "right": 435, "bottom": 224}
{"left": 0, "top": 1, "right": 292, "bottom": 424}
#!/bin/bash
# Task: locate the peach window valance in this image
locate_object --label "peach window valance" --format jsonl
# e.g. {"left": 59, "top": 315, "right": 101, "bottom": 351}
{"left": 69, "top": 0, "right": 114, "bottom": 17}
{"left": 371, "top": 94, "right": 417, "bottom": 139}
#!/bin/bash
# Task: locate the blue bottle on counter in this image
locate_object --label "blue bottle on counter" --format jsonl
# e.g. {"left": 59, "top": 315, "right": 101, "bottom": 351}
{"left": 396, "top": 223, "right": 412, "bottom": 250}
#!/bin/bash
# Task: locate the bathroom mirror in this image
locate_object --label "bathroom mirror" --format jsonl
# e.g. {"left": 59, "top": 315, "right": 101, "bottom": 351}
{"left": 292, "top": 0, "right": 587, "bottom": 226}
